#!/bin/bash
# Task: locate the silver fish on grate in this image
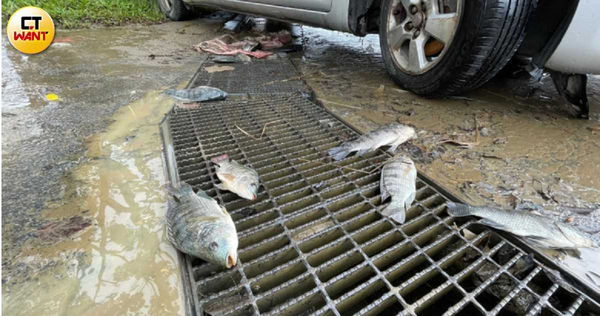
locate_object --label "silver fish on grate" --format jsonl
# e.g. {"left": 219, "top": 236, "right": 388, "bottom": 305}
{"left": 164, "top": 86, "right": 227, "bottom": 102}
{"left": 380, "top": 155, "right": 417, "bottom": 224}
{"left": 328, "top": 123, "right": 416, "bottom": 161}
{"left": 447, "top": 202, "right": 598, "bottom": 249}
{"left": 166, "top": 182, "right": 238, "bottom": 268}
{"left": 211, "top": 154, "right": 260, "bottom": 200}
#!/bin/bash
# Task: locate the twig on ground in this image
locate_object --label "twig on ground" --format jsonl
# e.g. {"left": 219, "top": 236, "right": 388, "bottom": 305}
{"left": 128, "top": 106, "right": 137, "bottom": 117}
{"left": 438, "top": 115, "right": 480, "bottom": 148}
{"left": 260, "top": 120, "right": 282, "bottom": 139}
{"left": 235, "top": 125, "right": 259, "bottom": 141}
{"left": 236, "top": 120, "right": 282, "bottom": 141}
{"left": 262, "top": 75, "right": 303, "bottom": 86}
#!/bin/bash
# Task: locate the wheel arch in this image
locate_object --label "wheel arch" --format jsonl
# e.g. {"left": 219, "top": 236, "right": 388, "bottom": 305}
{"left": 348, "top": 0, "right": 381, "bottom": 36}
{"left": 516, "top": 0, "right": 579, "bottom": 70}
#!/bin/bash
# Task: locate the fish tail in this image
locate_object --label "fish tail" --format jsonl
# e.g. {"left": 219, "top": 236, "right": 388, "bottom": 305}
{"left": 446, "top": 202, "right": 473, "bottom": 217}
{"left": 381, "top": 200, "right": 406, "bottom": 224}
{"left": 211, "top": 154, "right": 230, "bottom": 165}
{"left": 328, "top": 146, "right": 350, "bottom": 161}
{"left": 164, "top": 89, "right": 175, "bottom": 96}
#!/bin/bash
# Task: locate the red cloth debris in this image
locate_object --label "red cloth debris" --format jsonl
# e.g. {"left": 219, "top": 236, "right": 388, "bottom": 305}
{"left": 194, "top": 31, "right": 293, "bottom": 59}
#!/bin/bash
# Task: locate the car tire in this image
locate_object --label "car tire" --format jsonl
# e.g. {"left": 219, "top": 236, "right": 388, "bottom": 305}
{"left": 158, "top": 0, "right": 192, "bottom": 21}
{"left": 379, "top": 0, "right": 536, "bottom": 96}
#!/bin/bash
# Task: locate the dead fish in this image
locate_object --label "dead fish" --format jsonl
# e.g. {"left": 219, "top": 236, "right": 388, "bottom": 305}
{"left": 328, "top": 123, "right": 416, "bottom": 161}
{"left": 212, "top": 55, "right": 239, "bottom": 63}
{"left": 164, "top": 86, "right": 227, "bottom": 102}
{"left": 211, "top": 154, "right": 259, "bottom": 200}
{"left": 380, "top": 156, "right": 416, "bottom": 224}
{"left": 447, "top": 202, "right": 598, "bottom": 250}
{"left": 166, "top": 182, "right": 238, "bottom": 268}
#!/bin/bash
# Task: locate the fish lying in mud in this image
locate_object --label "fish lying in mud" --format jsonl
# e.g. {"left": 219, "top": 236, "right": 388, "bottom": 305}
{"left": 164, "top": 86, "right": 227, "bottom": 102}
{"left": 211, "top": 154, "right": 260, "bottom": 200}
{"left": 447, "top": 202, "right": 598, "bottom": 250}
{"left": 380, "top": 156, "right": 417, "bottom": 224}
{"left": 166, "top": 182, "right": 238, "bottom": 268}
{"left": 328, "top": 123, "right": 416, "bottom": 161}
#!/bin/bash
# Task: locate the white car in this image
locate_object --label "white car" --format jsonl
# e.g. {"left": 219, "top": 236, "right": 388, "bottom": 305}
{"left": 158, "top": 0, "right": 599, "bottom": 118}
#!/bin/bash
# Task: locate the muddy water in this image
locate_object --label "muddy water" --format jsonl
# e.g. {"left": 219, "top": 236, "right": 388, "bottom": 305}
{"left": 296, "top": 27, "right": 600, "bottom": 288}
{"left": 2, "top": 90, "right": 183, "bottom": 315}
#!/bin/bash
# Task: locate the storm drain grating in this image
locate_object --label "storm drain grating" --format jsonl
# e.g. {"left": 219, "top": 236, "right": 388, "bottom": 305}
{"left": 189, "top": 58, "right": 308, "bottom": 95}
{"left": 161, "top": 94, "right": 600, "bottom": 316}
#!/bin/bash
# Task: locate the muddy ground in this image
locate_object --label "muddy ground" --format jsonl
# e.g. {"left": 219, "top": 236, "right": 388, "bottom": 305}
{"left": 3, "top": 14, "right": 600, "bottom": 315}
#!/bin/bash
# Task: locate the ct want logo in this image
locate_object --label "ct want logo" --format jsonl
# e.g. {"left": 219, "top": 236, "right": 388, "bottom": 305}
{"left": 7, "top": 7, "right": 55, "bottom": 54}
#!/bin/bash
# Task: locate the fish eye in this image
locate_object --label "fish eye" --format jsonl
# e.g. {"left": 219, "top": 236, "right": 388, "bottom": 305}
{"left": 208, "top": 241, "right": 218, "bottom": 251}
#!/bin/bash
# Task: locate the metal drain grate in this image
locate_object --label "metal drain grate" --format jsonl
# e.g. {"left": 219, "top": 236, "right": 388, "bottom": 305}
{"left": 188, "top": 58, "right": 308, "bottom": 95}
{"left": 160, "top": 94, "right": 600, "bottom": 316}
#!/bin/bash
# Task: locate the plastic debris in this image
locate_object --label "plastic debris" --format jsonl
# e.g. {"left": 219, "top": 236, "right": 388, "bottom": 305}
{"left": 164, "top": 86, "right": 227, "bottom": 102}
{"left": 46, "top": 93, "right": 59, "bottom": 101}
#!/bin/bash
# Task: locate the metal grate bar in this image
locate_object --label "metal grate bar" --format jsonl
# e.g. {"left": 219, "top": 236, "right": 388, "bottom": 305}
{"left": 189, "top": 59, "right": 308, "bottom": 95}
{"left": 161, "top": 93, "right": 600, "bottom": 316}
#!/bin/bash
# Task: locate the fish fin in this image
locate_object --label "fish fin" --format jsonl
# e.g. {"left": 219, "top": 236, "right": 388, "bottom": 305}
{"left": 357, "top": 148, "right": 369, "bottom": 156}
{"left": 166, "top": 225, "right": 176, "bottom": 245}
{"left": 390, "top": 212, "right": 406, "bottom": 224}
{"left": 380, "top": 176, "right": 390, "bottom": 201}
{"left": 553, "top": 222, "right": 597, "bottom": 248}
{"left": 387, "top": 144, "right": 399, "bottom": 154}
{"left": 215, "top": 183, "right": 228, "bottom": 191}
{"left": 446, "top": 202, "right": 472, "bottom": 217}
{"left": 328, "top": 146, "right": 350, "bottom": 161}
{"left": 220, "top": 206, "right": 231, "bottom": 217}
{"left": 522, "top": 235, "right": 553, "bottom": 249}
{"left": 211, "top": 154, "right": 230, "bottom": 165}
{"left": 406, "top": 191, "right": 416, "bottom": 208}
{"left": 381, "top": 190, "right": 390, "bottom": 202}
{"left": 479, "top": 218, "right": 509, "bottom": 231}
{"left": 381, "top": 200, "right": 406, "bottom": 224}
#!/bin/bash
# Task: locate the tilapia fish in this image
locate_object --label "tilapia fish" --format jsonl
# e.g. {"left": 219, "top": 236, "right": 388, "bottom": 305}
{"left": 328, "top": 123, "right": 416, "bottom": 161}
{"left": 164, "top": 86, "right": 227, "bottom": 102}
{"left": 167, "top": 182, "right": 238, "bottom": 268}
{"left": 447, "top": 202, "right": 598, "bottom": 250}
{"left": 380, "top": 156, "right": 417, "bottom": 224}
{"left": 211, "top": 154, "right": 259, "bottom": 200}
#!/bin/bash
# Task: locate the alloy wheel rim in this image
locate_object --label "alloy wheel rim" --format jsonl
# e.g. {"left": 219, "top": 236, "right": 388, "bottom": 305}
{"left": 387, "top": 0, "right": 463, "bottom": 75}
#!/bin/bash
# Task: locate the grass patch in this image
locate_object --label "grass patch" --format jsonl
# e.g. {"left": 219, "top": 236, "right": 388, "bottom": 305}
{"left": 3, "top": 0, "right": 166, "bottom": 28}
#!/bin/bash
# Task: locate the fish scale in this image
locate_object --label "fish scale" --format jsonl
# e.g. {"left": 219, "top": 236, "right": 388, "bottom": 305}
{"left": 380, "top": 156, "right": 417, "bottom": 224}
{"left": 166, "top": 183, "right": 239, "bottom": 269}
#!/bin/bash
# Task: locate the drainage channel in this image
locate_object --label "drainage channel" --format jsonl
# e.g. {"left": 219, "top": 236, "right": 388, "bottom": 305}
{"left": 188, "top": 58, "right": 308, "bottom": 96}
{"left": 160, "top": 92, "right": 600, "bottom": 316}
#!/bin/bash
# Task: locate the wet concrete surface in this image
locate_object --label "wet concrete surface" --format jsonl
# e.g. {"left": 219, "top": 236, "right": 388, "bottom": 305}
{"left": 2, "top": 19, "right": 226, "bottom": 315}
{"left": 3, "top": 14, "right": 600, "bottom": 314}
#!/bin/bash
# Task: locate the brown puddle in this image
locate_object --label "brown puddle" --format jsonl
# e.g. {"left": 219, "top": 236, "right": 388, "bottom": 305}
{"left": 2, "top": 89, "right": 184, "bottom": 315}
